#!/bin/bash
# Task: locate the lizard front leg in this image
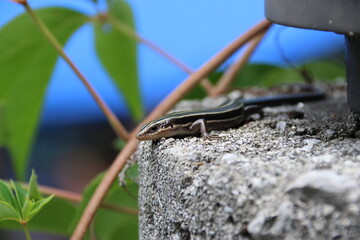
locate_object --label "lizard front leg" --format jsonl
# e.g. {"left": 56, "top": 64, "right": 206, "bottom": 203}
{"left": 190, "top": 119, "right": 220, "bottom": 140}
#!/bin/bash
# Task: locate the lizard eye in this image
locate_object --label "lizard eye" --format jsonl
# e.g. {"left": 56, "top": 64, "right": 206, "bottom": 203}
{"left": 149, "top": 125, "right": 159, "bottom": 132}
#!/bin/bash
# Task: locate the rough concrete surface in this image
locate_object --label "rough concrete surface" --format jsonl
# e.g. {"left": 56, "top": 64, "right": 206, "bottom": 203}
{"left": 137, "top": 85, "right": 360, "bottom": 240}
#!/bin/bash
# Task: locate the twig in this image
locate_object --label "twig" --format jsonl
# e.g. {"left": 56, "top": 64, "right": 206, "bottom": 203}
{"left": 103, "top": 13, "right": 213, "bottom": 94}
{"left": 22, "top": 2, "right": 129, "bottom": 141}
{"left": 274, "top": 28, "right": 314, "bottom": 84}
{"left": 101, "top": 202, "right": 138, "bottom": 215}
{"left": 38, "top": 184, "right": 81, "bottom": 203}
{"left": 71, "top": 138, "right": 138, "bottom": 240}
{"left": 143, "top": 19, "right": 272, "bottom": 121}
{"left": 71, "top": 19, "right": 272, "bottom": 240}
{"left": 38, "top": 185, "right": 139, "bottom": 216}
{"left": 212, "top": 26, "right": 271, "bottom": 95}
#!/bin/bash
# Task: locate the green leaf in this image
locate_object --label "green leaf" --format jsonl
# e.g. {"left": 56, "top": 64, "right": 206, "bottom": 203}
{"left": 123, "top": 163, "right": 138, "bottom": 181}
{"left": 231, "top": 64, "right": 283, "bottom": 87}
{"left": 0, "top": 171, "right": 64, "bottom": 234}
{"left": 10, "top": 180, "right": 27, "bottom": 218}
{"left": 0, "top": 101, "right": 5, "bottom": 146}
{"left": 184, "top": 84, "right": 207, "bottom": 100}
{"left": 184, "top": 72, "right": 219, "bottom": 100}
{"left": 0, "top": 201, "right": 20, "bottom": 223}
{"left": 28, "top": 170, "right": 42, "bottom": 201}
{"left": 68, "top": 173, "right": 104, "bottom": 236}
{"left": 94, "top": 0, "right": 143, "bottom": 121}
{"left": 69, "top": 172, "right": 138, "bottom": 240}
{"left": 0, "top": 197, "right": 76, "bottom": 237}
{"left": 0, "top": 180, "right": 17, "bottom": 209}
{"left": 0, "top": 8, "right": 88, "bottom": 180}
{"left": 94, "top": 181, "right": 138, "bottom": 240}
{"left": 26, "top": 195, "right": 54, "bottom": 222}
{"left": 28, "top": 197, "right": 76, "bottom": 236}
{"left": 14, "top": 171, "right": 54, "bottom": 223}
{"left": 304, "top": 60, "right": 346, "bottom": 82}
{"left": 95, "top": 208, "right": 138, "bottom": 240}
{"left": 21, "top": 198, "right": 34, "bottom": 223}
{"left": 230, "top": 61, "right": 345, "bottom": 88}
{"left": 260, "top": 67, "right": 303, "bottom": 87}
{"left": 113, "top": 138, "right": 127, "bottom": 150}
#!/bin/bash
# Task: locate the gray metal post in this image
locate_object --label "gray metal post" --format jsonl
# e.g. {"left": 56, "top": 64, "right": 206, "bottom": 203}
{"left": 265, "top": 0, "right": 360, "bottom": 114}
{"left": 345, "top": 35, "right": 360, "bottom": 113}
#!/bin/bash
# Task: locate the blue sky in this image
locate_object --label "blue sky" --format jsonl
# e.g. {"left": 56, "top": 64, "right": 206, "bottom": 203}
{"left": 0, "top": 0, "right": 344, "bottom": 124}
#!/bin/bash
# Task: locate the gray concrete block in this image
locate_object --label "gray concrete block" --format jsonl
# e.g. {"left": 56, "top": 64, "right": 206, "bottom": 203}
{"left": 137, "top": 86, "right": 360, "bottom": 240}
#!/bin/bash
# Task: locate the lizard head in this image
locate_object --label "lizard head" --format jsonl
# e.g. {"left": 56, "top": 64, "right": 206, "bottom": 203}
{"left": 136, "top": 117, "right": 174, "bottom": 141}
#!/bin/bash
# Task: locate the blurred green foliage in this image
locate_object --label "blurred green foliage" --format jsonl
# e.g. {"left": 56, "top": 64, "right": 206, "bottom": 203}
{"left": 185, "top": 60, "right": 345, "bottom": 99}
{"left": 0, "top": 7, "right": 88, "bottom": 180}
{"left": 0, "top": 0, "right": 140, "bottom": 238}
{"left": 233, "top": 60, "right": 345, "bottom": 87}
{"left": 95, "top": 0, "right": 143, "bottom": 121}
{"left": 0, "top": 0, "right": 142, "bottom": 180}
{"left": 69, "top": 173, "right": 138, "bottom": 240}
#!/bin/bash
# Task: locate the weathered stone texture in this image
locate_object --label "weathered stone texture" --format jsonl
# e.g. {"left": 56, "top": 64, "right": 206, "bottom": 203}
{"left": 137, "top": 88, "right": 360, "bottom": 240}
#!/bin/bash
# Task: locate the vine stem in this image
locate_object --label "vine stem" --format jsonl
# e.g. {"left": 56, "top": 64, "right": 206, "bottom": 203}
{"left": 104, "top": 13, "right": 214, "bottom": 94}
{"left": 37, "top": 184, "right": 139, "bottom": 216}
{"left": 22, "top": 224, "right": 31, "bottom": 240}
{"left": 144, "top": 19, "right": 272, "bottom": 121}
{"left": 22, "top": 2, "right": 129, "bottom": 141}
{"left": 71, "top": 138, "right": 138, "bottom": 240}
{"left": 71, "top": 19, "right": 272, "bottom": 240}
{"left": 212, "top": 25, "right": 271, "bottom": 95}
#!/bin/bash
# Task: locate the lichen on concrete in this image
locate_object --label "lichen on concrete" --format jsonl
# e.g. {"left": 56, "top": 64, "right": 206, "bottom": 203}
{"left": 136, "top": 86, "right": 360, "bottom": 240}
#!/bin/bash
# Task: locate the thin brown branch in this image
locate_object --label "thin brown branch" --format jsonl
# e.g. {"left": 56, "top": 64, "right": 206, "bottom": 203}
{"left": 71, "top": 19, "right": 272, "bottom": 240}
{"left": 71, "top": 138, "right": 138, "bottom": 240}
{"left": 101, "top": 202, "right": 138, "bottom": 215}
{"left": 104, "top": 13, "right": 214, "bottom": 94}
{"left": 212, "top": 25, "right": 271, "bottom": 96}
{"left": 22, "top": 2, "right": 129, "bottom": 141}
{"left": 38, "top": 185, "right": 138, "bottom": 215}
{"left": 11, "top": 0, "right": 26, "bottom": 3}
{"left": 38, "top": 184, "right": 81, "bottom": 202}
{"left": 143, "top": 19, "right": 272, "bottom": 121}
